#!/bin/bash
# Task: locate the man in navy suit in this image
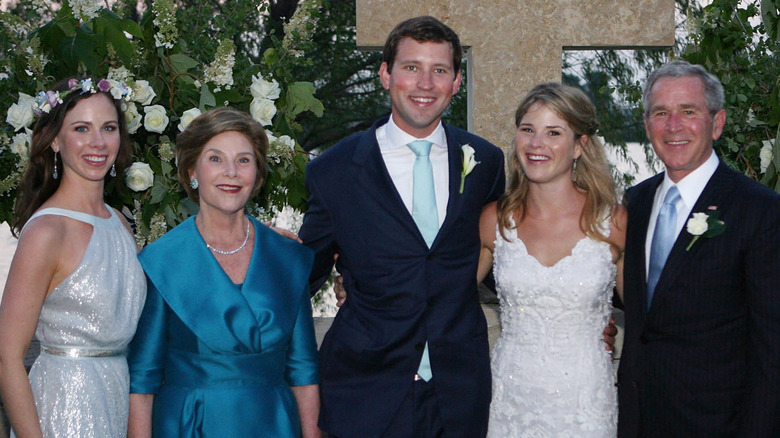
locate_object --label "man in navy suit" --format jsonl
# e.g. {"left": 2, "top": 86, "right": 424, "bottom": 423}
{"left": 617, "top": 60, "right": 780, "bottom": 437}
{"left": 299, "top": 16, "right": 505, "bottom": 438}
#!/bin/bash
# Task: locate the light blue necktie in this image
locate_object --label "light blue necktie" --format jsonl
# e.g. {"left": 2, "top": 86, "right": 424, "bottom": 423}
{"left": 407, "top": 140, "right": 439, "bottom": 247}
{"left": 647, "top": 186, "right": 680, "bottom": 309}
{"left": 407, "top": 140, "right": 437, "bottom": 381}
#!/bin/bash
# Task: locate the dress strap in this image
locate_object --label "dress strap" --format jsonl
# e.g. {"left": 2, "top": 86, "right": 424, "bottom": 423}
{"left": 22, "top": 205, "right": 116, "bottom": 235}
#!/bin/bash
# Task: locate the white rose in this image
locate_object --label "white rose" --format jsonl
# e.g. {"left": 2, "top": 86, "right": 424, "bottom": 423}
{"left": 178, "top": 107, "right": 201, "bottom": 132}
{"left": 686, "top": 212, "right": 709, "bottom": 236}
{"left": 10, "top": 129, "right": 31, "bottom": 159}
{"left": 276, "top": 135, "right": 295, "bottom": 151}
{"left": 143, "top": 105, "right": 170, "bottom": 133}
{"left": 760, "top": 140, "right": 774, "bottom": 173}
{"left": 125, "top": 162, "right": 154, "bottom": 192}
{"left": 132, "top": 80, "right": 157, "bottom": 105}
{"left": 6, "top": 93, "right": 36, "bottom": 131}
{"left": 265, "top": 130, "right": 277, "bottom": 144}
{"left": 250, "top": 97, "right": 277, "bottom": 126}
{"left": 250, "top": 74, "right": 280, "bottom": 100}
{"left": 125, "top": 102, "right": 142, "bottom": 134}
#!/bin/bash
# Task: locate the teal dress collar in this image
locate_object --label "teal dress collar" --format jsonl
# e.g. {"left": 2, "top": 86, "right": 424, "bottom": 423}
{"left": 139, "top": 216, "right": 313, "bottom": 353}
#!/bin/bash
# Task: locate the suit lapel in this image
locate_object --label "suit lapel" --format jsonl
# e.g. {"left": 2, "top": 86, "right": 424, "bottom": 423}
{"left": 431, "top": 123, "right": 466, "bottom": 249}
{"left": 649, "top": 164, "right": 735, "bottom": 311}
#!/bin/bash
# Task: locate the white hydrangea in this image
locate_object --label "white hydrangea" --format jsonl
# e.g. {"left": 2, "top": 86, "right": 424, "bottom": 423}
{"left": 70, "top": 0, "right": 101, "bottom": 21}
{"left": 108, "top": 66, "right": 133, "bottom": 83}
{"left": 203, "top": 40, "right": 235, "bottom": 92}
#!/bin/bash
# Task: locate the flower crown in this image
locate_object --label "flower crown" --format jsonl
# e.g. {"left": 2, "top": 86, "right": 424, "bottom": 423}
{"left": 32, "top": 78, "right": 134, "bottom": 116}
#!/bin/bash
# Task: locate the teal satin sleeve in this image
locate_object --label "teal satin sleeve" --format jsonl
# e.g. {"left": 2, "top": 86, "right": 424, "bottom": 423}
{"left": 285, "top": 284, "right": 320, "bottom": 387}
{"left": 128, "top": 278, "right": 168, "bottom": 394}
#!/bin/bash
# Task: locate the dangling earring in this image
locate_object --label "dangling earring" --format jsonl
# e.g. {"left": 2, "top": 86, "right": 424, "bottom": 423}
{"left": 110, "top": 163, "right": 117, "bottom": 177}
{"left": 190, "top": 177, "right": 199, "bottom": 189}
{"left": 53, "top": 152, "right": 59, "bottom": 180}
{"left": 571, "top": 158, "right": 578, "bottom": 183}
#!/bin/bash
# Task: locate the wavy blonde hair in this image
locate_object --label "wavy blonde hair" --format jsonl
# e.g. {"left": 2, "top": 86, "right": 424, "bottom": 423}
{"left": 497, "top": 83, "right": 617, "bottom": 249}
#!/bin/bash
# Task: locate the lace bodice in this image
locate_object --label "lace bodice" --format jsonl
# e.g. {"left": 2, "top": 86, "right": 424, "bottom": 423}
{"left": 488, "top": 222, "right": 617, "bottom": 437}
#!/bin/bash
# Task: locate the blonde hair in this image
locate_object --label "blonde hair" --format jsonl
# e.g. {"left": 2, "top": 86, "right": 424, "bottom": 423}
{"left": 497, "top": 83, "right": 617, "bottom": 249}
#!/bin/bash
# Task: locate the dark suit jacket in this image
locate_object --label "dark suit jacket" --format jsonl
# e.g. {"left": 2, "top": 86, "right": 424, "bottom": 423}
{"left": 618, "top": 162, "right": 780, "bottom": 437}
{"left": 299, "top": 118, "right": 505, "bottom": 438}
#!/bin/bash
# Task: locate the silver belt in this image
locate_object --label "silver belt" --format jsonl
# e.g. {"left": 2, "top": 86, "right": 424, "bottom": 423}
{"left": 40, "top": 345, "right": 127, "bottom": 358}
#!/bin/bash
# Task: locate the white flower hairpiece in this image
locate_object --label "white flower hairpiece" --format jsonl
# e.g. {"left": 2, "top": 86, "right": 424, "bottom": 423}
{"left": 32, "top": 78, "right": 134, "bottom": 116}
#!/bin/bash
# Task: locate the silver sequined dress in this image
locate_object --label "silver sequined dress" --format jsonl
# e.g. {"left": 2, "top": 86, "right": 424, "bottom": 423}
{"left": 12, "top": 207, "right": 146, "bottom": 438}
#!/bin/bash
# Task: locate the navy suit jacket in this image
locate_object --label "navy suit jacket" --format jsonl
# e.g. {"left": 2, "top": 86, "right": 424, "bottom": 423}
{"left": 618, "top": 162, "right": 780, "bottom": 437}
{"left": 299, "top": 118, "right": 505, "bottom": 438}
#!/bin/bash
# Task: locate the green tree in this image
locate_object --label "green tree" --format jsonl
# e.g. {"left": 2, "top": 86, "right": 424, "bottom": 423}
{"left": 565, "top": 0, "right": 780, "bottom": 191}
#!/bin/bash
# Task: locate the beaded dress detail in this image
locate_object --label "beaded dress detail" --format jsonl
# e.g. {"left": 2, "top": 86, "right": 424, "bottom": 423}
{"left": 487, "top": 219, "right": 617, "bottom": 437}
{"left": 13, "top": 207, "right": 146, "bottom": 438}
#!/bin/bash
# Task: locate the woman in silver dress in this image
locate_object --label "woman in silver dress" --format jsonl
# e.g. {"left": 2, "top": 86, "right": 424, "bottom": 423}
{"left": 0, "top": 77, "right": 146, "bottom": 437}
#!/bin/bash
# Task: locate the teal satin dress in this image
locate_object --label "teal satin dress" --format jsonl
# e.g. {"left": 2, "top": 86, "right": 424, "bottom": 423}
{"left": 128, "top": 217, "right": 319, "bottom": 437}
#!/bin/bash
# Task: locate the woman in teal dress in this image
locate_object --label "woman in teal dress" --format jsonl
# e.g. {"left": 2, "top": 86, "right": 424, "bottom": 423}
{"left": 127, "top": 107, "right": 321, "bottom": 438}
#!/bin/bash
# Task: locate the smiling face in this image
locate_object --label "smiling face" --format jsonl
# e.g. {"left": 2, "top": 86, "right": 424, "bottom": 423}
{"left": 51, "top": 93, "right": 120, "bottom": 185}
{"left": 644, "top": 75, "right": 726, "bottom": 182}
{"left": 379, "top": 37, "right": 461, "bottom": 138}
{"left": 190, "top": 131, "right": 258, "bottom": 217}
{"left": 515, "top": 103, "right": 585, "bottom": 185}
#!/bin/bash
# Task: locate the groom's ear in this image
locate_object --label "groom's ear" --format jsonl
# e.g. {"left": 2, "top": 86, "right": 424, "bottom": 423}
{"left": 379, "top": 62, "right": 392, "bottom": 91}
{"left": 450, "top": 70, "right": 462, "bottom": 96}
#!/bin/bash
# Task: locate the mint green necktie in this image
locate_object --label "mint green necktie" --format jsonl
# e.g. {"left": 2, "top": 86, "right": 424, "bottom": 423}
{"left": 407, "top": 140, "right": 437, "bottom": 381}
{"left": 407, "top": 140, "right": 438, "bottom": 247}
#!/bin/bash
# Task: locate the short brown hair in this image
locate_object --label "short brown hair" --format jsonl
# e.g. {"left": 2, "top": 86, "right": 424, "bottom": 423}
{"left": 382, "top": 16, "right": 463, "bottom": 75}
{"left": 176, "top": 107, "right": 269, "bottom": 203}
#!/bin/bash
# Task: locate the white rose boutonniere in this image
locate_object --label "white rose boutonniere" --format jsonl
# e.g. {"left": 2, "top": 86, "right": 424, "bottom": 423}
{"left": 125, "top": 162, "right": 155, "bottom": 192}
{"left": 143, "top": 105, "right": 170, "bottom": 133}
{"left": 178, "top": 107, "right": 202, "bottom": 132}
{"left": 460, "top": 144, "right": 479, "bottom": 193}
{"left": 685, "top": 206, "right": 726, "bottom": 251}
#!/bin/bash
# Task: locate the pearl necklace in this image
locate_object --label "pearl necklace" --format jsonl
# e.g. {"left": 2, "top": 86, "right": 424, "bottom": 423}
{"left": 206, "top": 221, "right": 251, "bottom": 255}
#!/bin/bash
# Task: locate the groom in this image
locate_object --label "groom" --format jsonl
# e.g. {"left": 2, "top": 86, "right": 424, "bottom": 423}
{"left": 299, "top": 16, "right": 505, "bottom": 438}
{"left": 617, "top": 61, "right": 780, "bottom": 437}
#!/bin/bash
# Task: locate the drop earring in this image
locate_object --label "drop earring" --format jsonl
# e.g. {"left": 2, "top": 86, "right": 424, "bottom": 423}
{"left": 53, "top": 151, "right": 59, "bottom": 180}
{"left": 110, "top": 163, "right": 117, "bottom": 177}
{"left": 190, "top": 177, "right": 199, "bottom": 189}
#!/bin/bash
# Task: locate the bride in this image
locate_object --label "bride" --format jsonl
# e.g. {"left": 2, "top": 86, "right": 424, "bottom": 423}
{"left": 478, "top": 83, "right": 626, "bottom": 437}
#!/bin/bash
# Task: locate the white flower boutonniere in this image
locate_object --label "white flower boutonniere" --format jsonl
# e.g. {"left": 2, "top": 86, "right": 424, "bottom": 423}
{"left": 685, "top": 206, "right": 726, "bottom": 251}
{"left": 460, "top": 144, "right": 479, "bottom": 193}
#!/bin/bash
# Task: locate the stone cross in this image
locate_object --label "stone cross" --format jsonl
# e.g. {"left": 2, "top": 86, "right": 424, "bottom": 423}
{"left": 356, "top": 0, "right": 675, "bottom": 149}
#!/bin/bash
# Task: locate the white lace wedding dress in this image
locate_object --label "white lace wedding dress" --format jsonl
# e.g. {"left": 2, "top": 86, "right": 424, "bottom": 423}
{"left": 487, "top": 222, "right": 617, "bottom": 437}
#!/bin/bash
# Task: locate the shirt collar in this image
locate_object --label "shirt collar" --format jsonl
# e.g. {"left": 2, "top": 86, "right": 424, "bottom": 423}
{"left": 385, "top": 115, "right": 447, "bottom": 150}
{"left": 659, "top": 151, "right": 719, "bottom": 208}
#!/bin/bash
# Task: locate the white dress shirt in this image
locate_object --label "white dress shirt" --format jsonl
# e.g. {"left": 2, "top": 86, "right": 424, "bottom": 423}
{"left": 376, "top": 115, "right": 449, "bottom": 227}
{"left": 645, "top": 152, "right": 720, "bottom": 276}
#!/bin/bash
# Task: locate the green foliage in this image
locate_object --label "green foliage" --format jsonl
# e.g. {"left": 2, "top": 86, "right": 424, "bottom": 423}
{"left": 0, "top": 0, "right": 324, "bottom": 243}
{"left": 567, "top": 0, "right": 780, "bottom": 192}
